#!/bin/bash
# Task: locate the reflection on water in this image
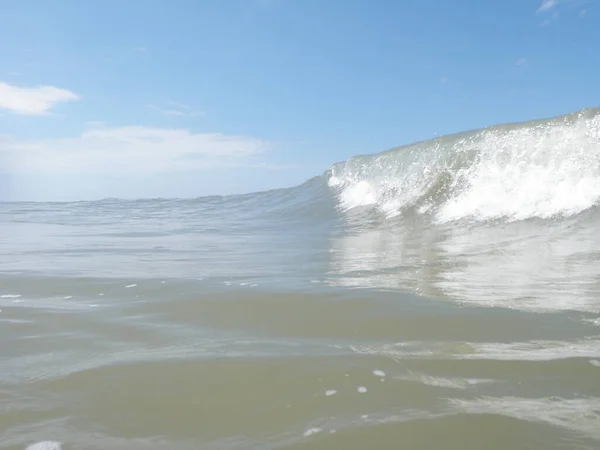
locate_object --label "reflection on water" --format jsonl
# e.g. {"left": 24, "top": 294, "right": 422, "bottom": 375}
{"left": 327, "top": 211, "right": 600, "bottom": 313}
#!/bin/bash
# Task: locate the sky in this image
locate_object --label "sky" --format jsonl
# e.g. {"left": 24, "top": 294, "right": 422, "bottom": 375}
{"left": 0, "top": 0, "right": 598, "bottom": 201}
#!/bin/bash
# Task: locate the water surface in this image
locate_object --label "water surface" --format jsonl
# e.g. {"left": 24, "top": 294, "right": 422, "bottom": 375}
{"left": 2, "top": 108, "right": 600, "bottom": 449}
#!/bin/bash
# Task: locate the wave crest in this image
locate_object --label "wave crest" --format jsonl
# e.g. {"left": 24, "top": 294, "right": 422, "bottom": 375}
{"left": 327, "top": 108, "right": 600, "bottom": 222}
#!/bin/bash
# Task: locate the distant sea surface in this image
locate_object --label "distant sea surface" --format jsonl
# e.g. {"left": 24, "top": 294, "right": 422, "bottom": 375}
{"left": 2, "top": 108, "right": 600, "bottom": 450}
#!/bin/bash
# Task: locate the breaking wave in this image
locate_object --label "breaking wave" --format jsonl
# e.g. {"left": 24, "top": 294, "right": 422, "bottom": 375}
{"left": 326, "top": 108, "right": 600, "bottom": 223}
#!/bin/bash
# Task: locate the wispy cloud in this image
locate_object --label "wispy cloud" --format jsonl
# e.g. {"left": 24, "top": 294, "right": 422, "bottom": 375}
{"left": 540, "top": 10, "right": 560, "bottom": 26}
{"left": 148, "top": 100, "right": 204, "bottom": 118}
{"left": 148, "top": 105, "right": 186, "bottom": 117}
{"left": 0, "top": 81, "right": 80, "bottom": 115}
{"left": 538, "top": 0, "right": 559, "bottom": 12}
{"left": 516, "top": 57, "right": 528, "bottom": 66}
{"left": 536, "top": 0, "right": 590, "bottom": 18}
{"left": 0, "top": 125, "right": 268, "bottom": 175}
{"left": 165, "top": 100, "right": 192, "bottom": 111}
{"left": 86, "top": 121, "right": 107, "bottom": 128}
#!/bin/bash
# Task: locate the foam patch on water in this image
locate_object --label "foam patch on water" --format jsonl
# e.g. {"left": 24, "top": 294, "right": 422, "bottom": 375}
{"left": 461, "top": 339, "right": 600, "bottom": 361}
{"left": 303, "top": 427, "right": 322, "bottom": 437}
{"left": 357, "top": 386, "right": 367, "bottom": 393}
{"left": 1, "top": 294, "right": 21, "bottom": 298}
{"left": 373, "top": 369, "right": 386, "bottom": 377}
{"left": 399, "top": 373, "right": 497, "bottom": 390}
{"left": 350, "top": 338, "right": 600, "bottom": 361}
{"left": 449, "top": 396, "right": 600, "bottom": 441}
{"left": 25, "top": 442, "right": 62, "bottom": 450}
{"left": 325, "top": 389, "right": 337, "bottom": 396}
{"left": 125, "top": 284, "right": 137, "bottom": 288}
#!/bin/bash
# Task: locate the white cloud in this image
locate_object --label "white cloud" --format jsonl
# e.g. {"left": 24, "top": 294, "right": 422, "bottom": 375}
{"left": 0, "top": 125, "right": 269, "bottom": 175}
{"left": 0, "top": 81, "right": 80, "bottom": 115}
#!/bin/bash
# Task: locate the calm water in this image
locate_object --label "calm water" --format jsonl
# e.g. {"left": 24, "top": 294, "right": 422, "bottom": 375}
{"left": 2, "top": 108, "right": 600, "bottom": 450}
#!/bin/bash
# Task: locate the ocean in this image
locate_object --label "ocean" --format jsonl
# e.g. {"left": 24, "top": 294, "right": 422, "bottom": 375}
{"left": 2, "top": 108, "right": 600, "bottom": 450}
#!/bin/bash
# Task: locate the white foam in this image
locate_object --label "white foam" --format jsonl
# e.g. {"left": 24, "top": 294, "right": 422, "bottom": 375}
{"left": 590, "top": 359, "right": 600, "bottom": 367}
{"left": 439, "top": 120, "right": 600, "bottom": 222}
{"left": 25, "top": 442, "right": 62, "bottom": 450}
{"left": 125, "top": 284, "right": 137, "bottom": 288}
{"left": 325, "top": 389, "right": 337, "bottom": 396}
{"left": 330, "top": 111, "right": 600, "bottom": 222}
{"left": 63, "top": 296, "right": 72, "bottom": 299}
{"left": 373, "top": 369, "right": 386, "bottom": 377}
{"left": 351, "top": 338, "right": 600, "bottom": 361}
{"left": 337, "top": 180, "right": 378, "bottom": 210}
{"left": 450, "top": 396, "right": 600, "bottom": 441}
{"left": 400, "top": 373, "right": 496, "bottom": 390}
{"left": 303, "top": 427, "right": 322, "bottom": 437}
{"left": 357, "top": 386, "right": 367, "bottom": 393}
{"left": 1, "top": 294, "right": 21, "bottom": 298}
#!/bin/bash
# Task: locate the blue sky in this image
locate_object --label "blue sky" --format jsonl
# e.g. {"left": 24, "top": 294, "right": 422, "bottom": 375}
{"left": 0, "top": 0, "right": 597, "bottom": 201}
